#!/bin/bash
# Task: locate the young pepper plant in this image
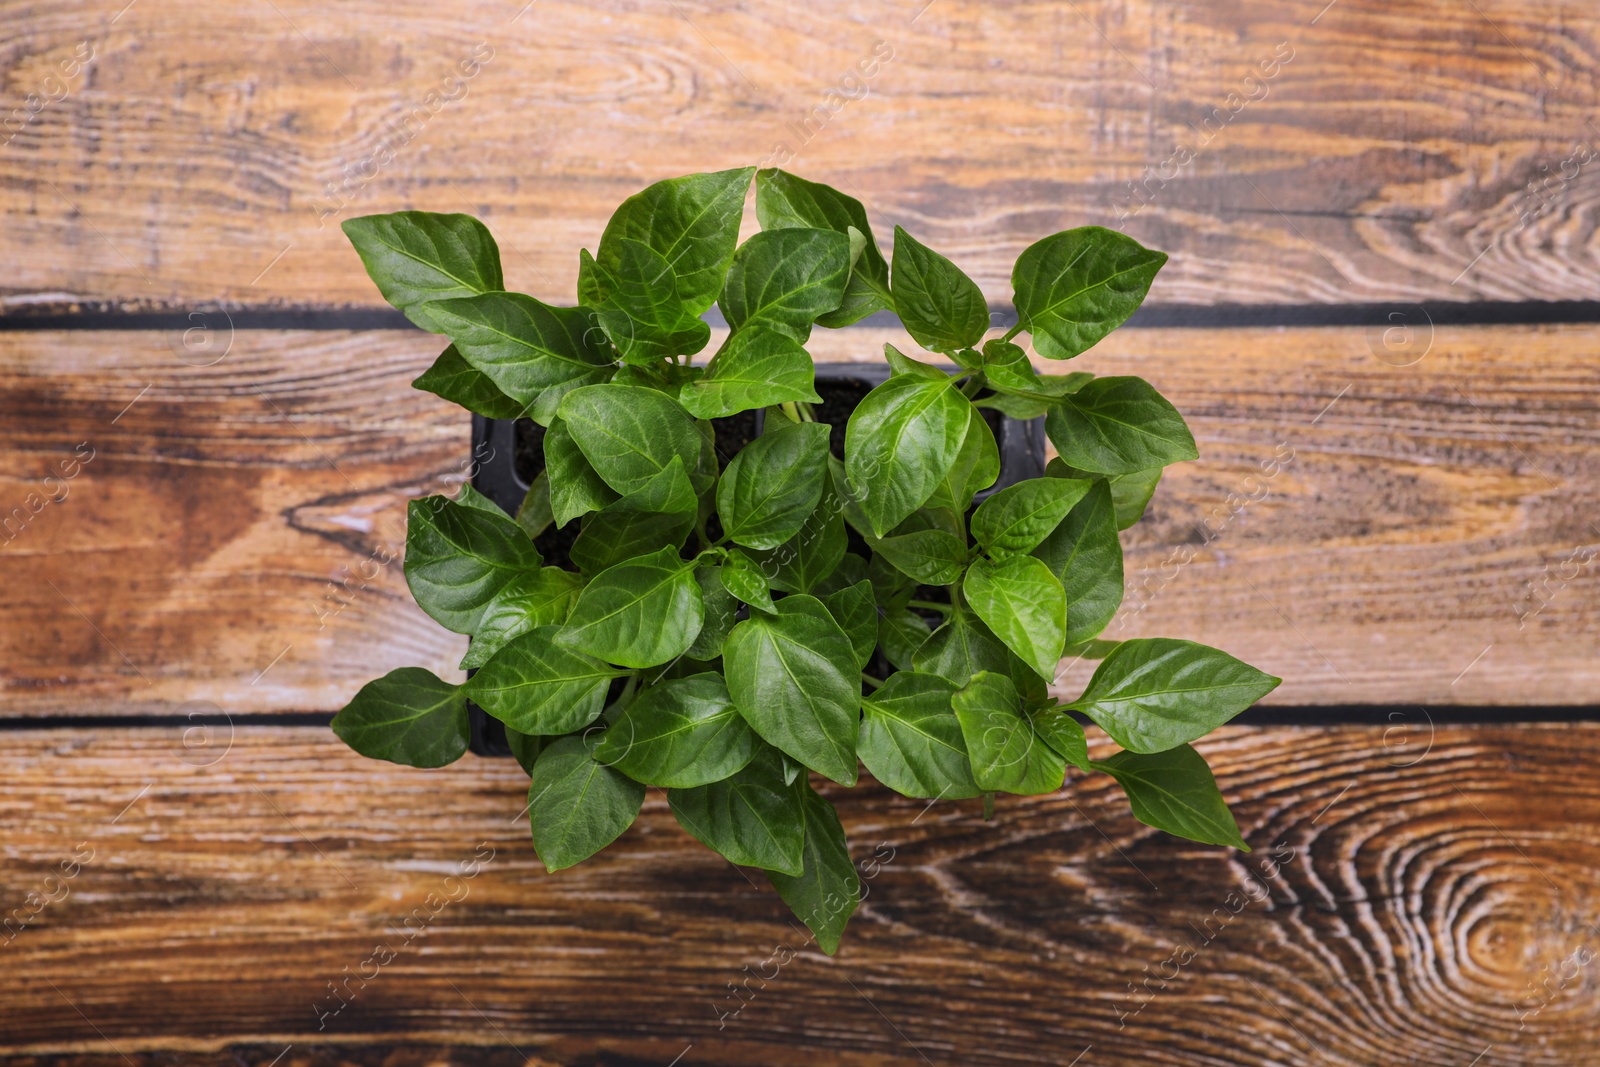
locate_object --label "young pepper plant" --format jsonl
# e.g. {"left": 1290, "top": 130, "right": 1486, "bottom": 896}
{"left": 332, "top": 168, "right": 1281, "bottom": 954}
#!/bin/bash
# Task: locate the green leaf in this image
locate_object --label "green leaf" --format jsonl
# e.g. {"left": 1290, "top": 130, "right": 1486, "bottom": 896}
{"left": 878, "top": 606, "right": 932, "bottom": 672}
{"left": 926, "top": 407, "right": 999, "bottom": 514}
{"left": 859, "top": 671, "right": 981, "bottom": 799}
{"left": 570, "top": 505, "right": 695, "bottom": 576}
{"left": 678, "top": 326, "right": 823, "bottom": 419}
{"left": 460, "top": 567, "right": 583, "bottom": 670}
{"left": 544, "top": 415, "right": 620, "bottom": 528}
{"left": 559, "top": 384, "right": 703, "bottom": 496}
{"left": 669, "top": 742, "right": 805, "bottom": 874}
{"left": 1069, "top": 638, "right": 1281, "bottom": 753}
{"left": 844, "top": 374, "right": 973, "bottom": 537}
{"left": 868, "top": 528, "right": 967, "bottom": 586}
{"left": 596, "top": 167, "right": 755, "bottom": 316}
{"left": 822, "top": 580, "right": 877, "bottom": 670}
{"left": 556, "top": 546, "right": 705, "bottom": 668}
{"left": 754, "top": 169, "right": 892, "bottom": 328}
{"left": 890, "top": 226, "right": 989, "bottom": 353}
{"left": 717, "top": 420, "right": 831, "bottom": 550}
{"left": 504, "top": 726, "right": 545, "bottom": 774}
{"left": 1012, "top": 226, "right": 1166, "bottom": 360}
{"left": 613, "top": 454, "right": 699, "bottom": 515}
{"left": 767, "top": 783, "right": 860, "bottom": 955}
{"left": 1044, "top": 376, "right": 1198, "bottom": 475}
{"left": 332, "top": 667, "right": 469, "bottom": 768}
{"left": 584, "top": 242, "right": 711, "bottom": 363}
{"left": 515, "top": 471, "right": 554, "bottom": 540}
{"left": 453, "top": 481, "right": 510, "bottom": 517}
{"left": 341, "top": 212, "right": 502, "bottom": 332}
{"left": 412, "top": 344, "right": 527, "bottom": 419}
{"left": 1029, "top": 705, "right": 1090, "bottom": 771}
{"left": 970, "top": 477, "right": 1093, "bottom": 560}
{"left": 686, "top": 566, "right": 740, "bottom": 660}
{"left": 720, "top": 227, "right": 851, "bottom": 342}
{"left": 747, "top": 475, "right": 848, "bottom": 594}
{"left": 976, "top": 392, "right": 1051, "bottom": 420}
{"left": 464, "top": 626, "right": 622, "bottom": 734}
{"left": 425, "top": 292, "right": 613, "bottom": 405}
{"left": 963, "top": 556, "right": 1066, "bottom": 682}
{"left": 403, "top": 495, "right": 543, "bottom": 635}
{"left": 721, "top": 548, "right": 775, "bottom": 613}
{"left": 980, "top": 339, "right": 1043, "bottom": 395}
{"left": 594, "top": 672, "right": 758, "bottom": 788}
{"left": 951, "top": 672, "right": 1066, "bottom": 795}
{"left": 913, "top": 596, "right": 1014, "bottom": 687}
{"left": 527, "top": 735, "right": 646, "bottom": 871}
{"left": 1051, "top": 458, "right": 1162, "bottom": 531}
{"left": 724, "top": 595, "right": 860, "bottom": 785}
{"left": 1092, "top": 744, "right": 1247, "bottom": 849}
{"left": 1032, "top": 480, "right": 1124, "bottom": 646}
{"left": 882, "top": 342, "right": 949, "bottom": 380}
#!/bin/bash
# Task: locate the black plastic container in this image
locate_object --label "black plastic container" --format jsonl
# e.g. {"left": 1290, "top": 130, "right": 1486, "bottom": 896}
{"left": 465, "top": 363, "right": 1046, "bottom": 756}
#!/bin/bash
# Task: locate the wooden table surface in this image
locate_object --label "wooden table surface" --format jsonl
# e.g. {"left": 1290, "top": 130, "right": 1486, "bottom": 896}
{"left": 3, "top": 1, "right": 1598, "bottom": 1063}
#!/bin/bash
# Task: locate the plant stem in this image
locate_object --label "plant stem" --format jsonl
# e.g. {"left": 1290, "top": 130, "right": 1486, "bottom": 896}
{"left": 908, "top": 599, "right": 952, "bottom": 615}
{"left": 960, "top": 373, "right": 986, "bottom": 399}
{"left": 1001, "top": 322, "right": 1024, "bottom": 343}
{"left": 860, "top": 672, "right": 885, "bottom": 690}
{"left": 779, "top": 401, "right": 801, "bottom": 423}
{"left": 982, "top": 792, "right": 996, "bottom": 821}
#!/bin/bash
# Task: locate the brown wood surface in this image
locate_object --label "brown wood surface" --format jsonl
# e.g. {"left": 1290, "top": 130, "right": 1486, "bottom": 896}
{"left": 0, "top": 723, "right": 1594, "bottom": 1064}
{"left": 4, "top": 0, "right": 1600, "bottom": 312}
{"left": 2, "top": 323, "right": 1595, "bottom": 714}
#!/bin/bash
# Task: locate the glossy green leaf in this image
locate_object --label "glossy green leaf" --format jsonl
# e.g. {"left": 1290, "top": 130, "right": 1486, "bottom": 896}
{"left": 459, "top": 567, "right": 583, "bottom": 670}
{"left": 596, "top": 167, "right": 755, "bottom": 315}
{"left": 1044, "top": 376, "right": 1198, "bottom": 475}
{"left": 464, "top": 626, "right": 621, "bottom": 734}
{"left": 1092, "top": 744, "right": 1247, "bottom": 849}
{"left": 412, "top": 344, "right": 527, "bottom": 419}
{"left": 668, "top": 742, "right": 805, "bottom": 874}
{"left": 913, "top": 596, "right": 1014, "bottom": 687}
{"left": 584, "top": 242, "right": 711, "bottom": 363}
{"left": 926, "top": 407, "right": 999, "bottom": 514}
{"left": 570, "top": 505, "right": 695, "bottom": 576}
{"left": 342, "top": 212, "right": 502, "bottom": 332}
{"left": 878, "top": 606, "right": 932, "bottom": 672}
{"left": 504, "top": 726, "right": 545, "bottom": 774}
{"left": 1048, "top": 457, "right": 1162, "bottom": 531}
{"left": 822, "top": 580, "right": 876, "bottom": 670}
{"left": 717, "top": 420, "right": 831, "bottom": 549}
{"left": 686, "top": 566, "right": 740, "bottom": 660}
{"left": 1029, "top": 705, "right": 1090, "bottom": 771}
{"left": 527, "top": 736, "right": 646, "bottom": 871}
{"left": 403, "top": 495, "right": 542, "bottom": 635}
{"left": 980, "top": 339, "right": 1043, "bottom": 395}
{"left": 1068, "top": 638, "right": 1281, "bottom": 753}
{"left": 1012, "top": 226, "right": 1166, "bottom": 360}
{"left": 612, "top": 454, "right": 698, "bottom": 515}
{"left": 767, "top": 783, "right": 860, "bottom": 955}
{"left": 952, "top": 672, "right": 1065, "bottom": 795}
{"left": 754, "top": 169, "right": 891, "bottom": 328}
{"left": 721, "top": 548, "right": 775, "bottom": 613}
{"left": 844, "top": 374, "right": 973, "bottom": 537}
{"left": 453, "top": 482, "right": 510, "bottom": 517}
{"left": 332, "top": 667, "right": 469, "bottom": 768}
{"left": 559, "top": 384, "right": 703, "bottom": 496}
{"left": 556, "top": 546, "right": 704, "bottom": 668}
{"left": 678, "top": 326, "right": 822, "bottom": 419}
{"left": 963, "top": 556, "right": 1067, "bottom": 682}
{"left": 720, "top": 227, "right": 850, "bottom": 342}
{"left": 1032, "top": 480, "right": 1124, "bottom": 646}
{"left": 594, "top": 672, "right": 758, "bottom": 788}
{"left": 859, "top": 671, "right": 981, "bottom": 799}
{"left": 747, "top": 476, "right": 847, "bottom": 594}
{"left": 890, "top": 225, "right": 989, "bottom": 353}
{"left": 426, "top": 292, "right": 613, "bottom": 404}
{"left": 515, "top": 471, "right": 554, "bottom": 540}
{"left": 882, "top": 342, "right": 949, "bottom": 380}
{"left": 970, "top": 477, "right": 1093, "bottom": 560}
{"left": 867, "top": 528, "right": 967, "bottom": 586}
{"left": 724, "top": 595, "right": 860, "bottom": 785}
{"left": 544, "top": 415, "right": 620, "bottom": 528}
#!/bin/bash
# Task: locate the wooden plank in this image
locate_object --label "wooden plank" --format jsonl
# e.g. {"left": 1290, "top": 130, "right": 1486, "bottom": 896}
{"left": 3, "top": 0, "right": 1600, "bottom": 312}
{"left": 2, "top": 323, "right": 1596, "bottom": 714}
{"left": 0, "top": 723, "right": 1594, "bottom": 1064}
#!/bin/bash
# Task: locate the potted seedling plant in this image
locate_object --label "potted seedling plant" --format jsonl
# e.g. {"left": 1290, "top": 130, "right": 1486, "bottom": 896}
{"left": 332, "top": 168, "right": 1281, "bottom": 953}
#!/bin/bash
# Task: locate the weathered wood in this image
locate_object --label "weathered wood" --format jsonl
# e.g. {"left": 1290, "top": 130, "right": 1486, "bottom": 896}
{"left": 3, "top": 0, "right": 1599, "bottom": 312}
{"left": 0, "top": 724, "right": 1595, "bottom": 1064}
{"left": 2, "top": 323, "right": 1596, "bottom": 713}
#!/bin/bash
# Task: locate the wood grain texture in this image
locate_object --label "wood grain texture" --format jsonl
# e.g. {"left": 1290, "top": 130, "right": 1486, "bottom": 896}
{"left": 2, "top": 322, "right": 1596, "bottom": 714}
{"left": 0, "top": 724, "right": 1596, "bottom": 1064}
{"left": 4, "top": 0, "right": 1600, "bottom": 312}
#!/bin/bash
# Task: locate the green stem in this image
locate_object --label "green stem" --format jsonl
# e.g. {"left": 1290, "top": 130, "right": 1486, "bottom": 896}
{"left": 982, "top": 792, "right": 996, "bottom": 821}
{"left": 861, "top": 672, "right": 885, "bottom": 690}
{"left": 1001, "top": 322, "right": 1024, "bottom": 343}
{"left": 797, "top": 401, "right": 817, "bottom": 423}
{"left": 778, "top": 401, "right": 801, "bottom": 423}
{"left": 908, "top": 599, "right": 952, "bottom": 615}
{"left": 960, "top": 373, "right": 986, "bottom": 399}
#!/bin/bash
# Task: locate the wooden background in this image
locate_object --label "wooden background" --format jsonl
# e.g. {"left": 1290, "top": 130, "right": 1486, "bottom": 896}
{"left": 3, "top": 0, "right": 1598, "bottom": 1062}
